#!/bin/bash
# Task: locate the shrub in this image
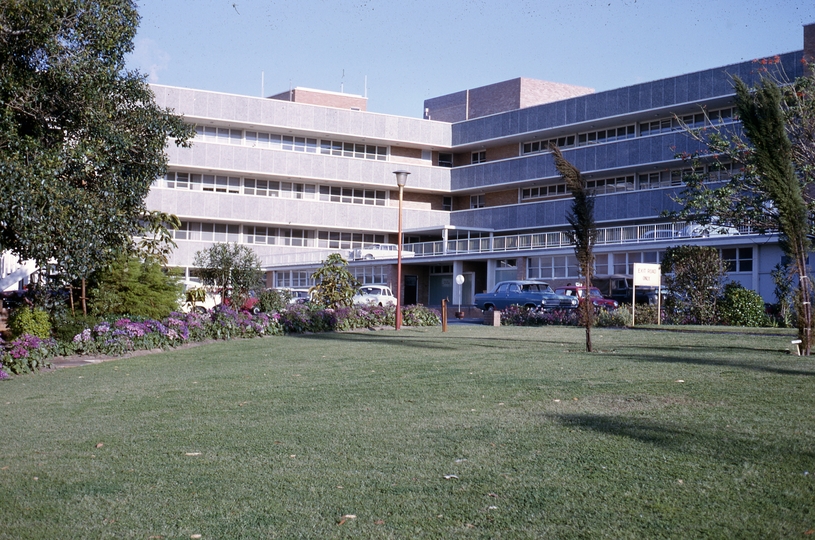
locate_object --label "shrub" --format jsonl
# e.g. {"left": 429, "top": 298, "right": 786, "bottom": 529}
{"left": 632, "top": 304, "right": 663, "bottom": 325}
{"left": 595, "top": 306, "right": 632, "bottom": 327}
{"left": 501, "top": 306, "right": 580, "bottom": 326}
{"left": 402, "top": 305, "right": 441, "bottom": 327}
{"left": 8, "top": 306, "right": 51, "bottom": 339}
{"left": 257, "top": 289, "right": 290, "bottom": 313}
{"left": 87, "top": 256, "right": 182, "bottom": 319}
{"left": 51, "top": 314, "right": 100, "bottom": 344}
{"left": 718, "top": 283, "right": 769, "bottom": 327}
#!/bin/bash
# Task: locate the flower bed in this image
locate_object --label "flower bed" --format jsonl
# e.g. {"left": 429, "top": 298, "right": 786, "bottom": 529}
{"left": 1, "top": 303, "right": 441, "bottom": 378}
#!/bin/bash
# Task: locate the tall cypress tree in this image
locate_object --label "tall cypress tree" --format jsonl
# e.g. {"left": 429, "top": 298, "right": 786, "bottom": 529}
{"left": 734, "top": 77, "right": 813, "bottom": 354}
{"left": 551, "top": 145, "right": 597, "bottom": 352}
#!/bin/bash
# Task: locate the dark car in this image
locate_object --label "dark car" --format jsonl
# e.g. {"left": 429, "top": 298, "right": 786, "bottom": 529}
{"left": 474, "top": 280, "right": 579, "bottom": 311}
{"left": 554, "top": 285, "right": 619, "bottom": 310}
{"left": 609, "top": 278, "right": 668, "bottom": 305}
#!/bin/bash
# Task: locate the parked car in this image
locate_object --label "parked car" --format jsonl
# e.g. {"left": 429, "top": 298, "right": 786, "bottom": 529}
{"left": 609, "top": 278, "right": 669, "bottom": 305}
{"left": 352, "top": 243, "right": 414, "bottom": 260}
{"left": 679, "top": 223, "right": 740, "bottom": 238}
{"left": 554, "top": 285, "right": 619, "bottom": 310}
{"left": 273, "top": 288, "right": 311, "bottom": 304}
{"left": 474, "top": 280, "right": 579, "bottom": 311}
{"left": 641, "top": 229, "right": 677, "bottom": 240}
{"left": 353, "top": 285, "right": 396, "bottom": 306}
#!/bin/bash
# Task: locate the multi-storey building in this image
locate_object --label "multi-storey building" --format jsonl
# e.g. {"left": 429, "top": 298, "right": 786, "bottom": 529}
{"left": 141, "top": 24, "right": 814, "bottom": 308}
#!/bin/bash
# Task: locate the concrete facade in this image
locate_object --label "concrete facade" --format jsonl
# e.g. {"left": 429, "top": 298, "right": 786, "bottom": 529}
{"left": 139, "top": 24, "right": 814, "bottom": 307}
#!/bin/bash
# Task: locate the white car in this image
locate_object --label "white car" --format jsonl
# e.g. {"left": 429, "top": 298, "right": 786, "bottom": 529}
{"left": 353, "top": 285, "right": 396, "bottom": 306}
{"left": 180, "top": 281, "right": 221, "bottom": 313}
{"left": 352, "top": 243, "right": 414, "bottom": 260}
{"left": 680, "top": 223, "right": 740, "bottom": 238}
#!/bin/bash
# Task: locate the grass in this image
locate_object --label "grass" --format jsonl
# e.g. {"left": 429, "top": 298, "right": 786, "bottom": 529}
{"left": 1, "top": 325, "right": 813, "bottom": 539}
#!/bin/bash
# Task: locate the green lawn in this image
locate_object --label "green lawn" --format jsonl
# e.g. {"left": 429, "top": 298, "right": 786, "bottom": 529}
{"left": 1, "top": 325, "right": 813, "bottom": 539}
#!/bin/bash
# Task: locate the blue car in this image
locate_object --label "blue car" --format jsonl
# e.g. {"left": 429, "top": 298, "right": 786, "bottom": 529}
{"left": 474, "top": 280, "right": 579, "bottom": 311}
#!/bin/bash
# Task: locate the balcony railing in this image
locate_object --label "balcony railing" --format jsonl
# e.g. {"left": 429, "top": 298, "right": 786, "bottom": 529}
{"left": 262, "top": 221, "right": 754, "bottom": 268}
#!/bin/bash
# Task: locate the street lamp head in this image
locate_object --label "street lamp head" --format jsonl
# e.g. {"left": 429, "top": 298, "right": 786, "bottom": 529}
{"left": 393, "top": 170, "right": 410, "bottom": 187}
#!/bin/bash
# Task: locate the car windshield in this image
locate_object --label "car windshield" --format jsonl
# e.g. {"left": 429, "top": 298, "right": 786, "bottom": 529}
{"left": 520, "top": 283, "right": 553, "bottom": 293}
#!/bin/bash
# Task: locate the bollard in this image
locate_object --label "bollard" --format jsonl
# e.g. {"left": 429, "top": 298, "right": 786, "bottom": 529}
{"left": 441, "top": 299, "right": 448, "bottom": 332}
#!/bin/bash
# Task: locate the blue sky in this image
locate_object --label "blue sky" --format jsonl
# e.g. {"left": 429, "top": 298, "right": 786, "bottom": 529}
{"left": 128, "top": 0, "right": 815, "bottom": 118}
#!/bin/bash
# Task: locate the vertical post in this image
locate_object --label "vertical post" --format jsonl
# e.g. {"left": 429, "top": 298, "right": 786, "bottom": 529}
{"left": 393, "top": 171, "right": 410, "bottom": 330}
{"left": 441, "top": 298, "right": 448, "bottom": 332}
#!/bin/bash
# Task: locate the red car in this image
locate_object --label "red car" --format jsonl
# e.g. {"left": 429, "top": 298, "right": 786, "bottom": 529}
{"left": 554, "top": 285, "right": 619, "bottom": 310}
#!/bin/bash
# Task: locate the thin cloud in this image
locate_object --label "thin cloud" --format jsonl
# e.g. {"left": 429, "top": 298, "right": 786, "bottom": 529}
{"left": 129, "top": 38, "right": 170, "bottom": 83}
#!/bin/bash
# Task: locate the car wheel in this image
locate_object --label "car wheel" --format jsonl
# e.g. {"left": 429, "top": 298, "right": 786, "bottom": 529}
{"left": 484, "top": 304, "right": 495, "bottom": 312}
{"left": 364, "top": 254, "right": 374, "bottom": 260}
{"left": 193, "top": 306, "right": 207, "bottom": 314}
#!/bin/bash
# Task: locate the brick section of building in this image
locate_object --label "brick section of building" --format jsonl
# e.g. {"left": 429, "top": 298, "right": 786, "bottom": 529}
{"left": 486, "top": 189, "right": 519, "bottom": 207}
{"left": 806, "top": 23, "right": 815, "bottom": 75}
{"left": 487, "top": 143, "right": 520, "bottom": 161}
{"left": 268, "top": 87, "right": 367, "bottom": 111}
{"left": 396, "top": 191, "right": 449, "bottom": 211}
{"left": 390, "top": 146, "right": 423, "bottom": 159}
{"left": 424, "top": 77, "right": 594, "bottom": 122}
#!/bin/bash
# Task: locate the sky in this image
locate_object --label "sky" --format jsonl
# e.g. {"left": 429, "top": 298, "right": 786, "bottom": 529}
{"left": 128, "top": 0, "right": 815, "bottom": 118}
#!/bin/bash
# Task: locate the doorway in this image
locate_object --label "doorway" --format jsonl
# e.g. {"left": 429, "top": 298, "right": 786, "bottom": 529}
{"left": 404, "top": 275, "right": 418, "bottom": 306}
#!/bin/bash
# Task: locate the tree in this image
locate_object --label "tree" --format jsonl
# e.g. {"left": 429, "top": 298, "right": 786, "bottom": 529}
{"left": 661, "top": 245, "right": 725, "bottom": 325}
{"left": 310, "top": 253, "right": 359, "bottom": 309}
{"left": 193, "top": 243, "right": 263, "bottom": 302}
{"left": 0, "top": 0, "right": 192, "bottom": 280}
{"left": 551, "top": 145, "right": 596, "bottom": 352}
{"left": 670, "top": 65, "right": 815, "bottom": 352}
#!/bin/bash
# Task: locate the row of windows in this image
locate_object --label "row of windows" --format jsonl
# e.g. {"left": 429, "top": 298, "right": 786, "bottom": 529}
{"left": 520, "top": 107, "right": 738, "bottom": 157}
{"left": 273, "top": 265, "right": 390, "bottom": 289}
{"left": 639, "top": 107, "right": 738, "bottom": 136}
{"left": 522, "top": 136, "right": 577, "bottom": 155}
{"left": 172, "top": 221, "right": 385, "bottom": 249}
{"left": 519, "top": 163, "right": 735, "bottom": 202}
{"left": 194, "top": 125, "right": 388, "bottom": 160}
{"left": 160, "top": 172, "right": 390, "bottom": 206}
{"left": 526, "top": 247, "right": 752, "bottom": 279}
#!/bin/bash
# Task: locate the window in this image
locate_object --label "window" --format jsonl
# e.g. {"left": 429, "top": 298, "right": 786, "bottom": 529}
{"left": 318, "top": 186, "right": 386, "bottom": 206}
{"left": 586, "top": 175, "right": 635, "bottom": 195}
{"left": 470, "top": 194, "right": 485, "bottom": 209}
{"left": 522, "top": 135, "right": 576, "bottom": 155}
{"left": 353, "top": 266, "right": 389, "bottom": 284}
{"left": 471, "top": 151, "right": 486, "bottom": 164}
{"left": 438, "top": 153, "right": 453, "bottom": 167}
{"left": 577, "top": 125, "right": 635, "bottom": 146}
{"left": 317, "top": 231, "right": 384, "bottom": 249}
{"left": 721, "top": 248, "right": 753, "bottom": 272}
{"left": 527, "top": 256, "right": 579, "bottom": 280}
{"left": 275, "top": 270, "right": 311, "bottom": 288}
{"left": 442, "top": 197, "right": 452, "bottom": 211}
{"left": 521, "top": 184, "right": 567, "bottom": 201}
{"left": 319, "top": 139, "right": 387, "bottom": 160}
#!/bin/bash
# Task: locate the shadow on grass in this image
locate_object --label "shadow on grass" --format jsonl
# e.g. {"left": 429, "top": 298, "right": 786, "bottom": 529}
{"left": 621, "top": 350, "right": 815, "bottom": 377}
{"left": 290, "top": 328, "right": 580, "bottom": 350}
{"left": 549, "top": 412, "right": 815, "bottom": 463}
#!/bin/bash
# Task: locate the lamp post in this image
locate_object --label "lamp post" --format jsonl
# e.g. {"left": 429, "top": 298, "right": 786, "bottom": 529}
{"left": 393, "top": 170, "right": 410, "bottom": 330}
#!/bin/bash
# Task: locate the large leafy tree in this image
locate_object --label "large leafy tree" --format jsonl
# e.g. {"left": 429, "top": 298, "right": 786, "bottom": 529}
{"left": 551, "top": 145, "right": 596, "bottom": 352}
{"left": 671, "top": 67, "right": 815, "bottom": 352}
{"left": 0, "top": 0, "right": 192, "bottom": 279}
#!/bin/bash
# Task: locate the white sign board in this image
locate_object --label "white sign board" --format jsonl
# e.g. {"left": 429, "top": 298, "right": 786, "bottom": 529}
{"left": 633, "top": 263, "right": 661, "bottom": 287}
